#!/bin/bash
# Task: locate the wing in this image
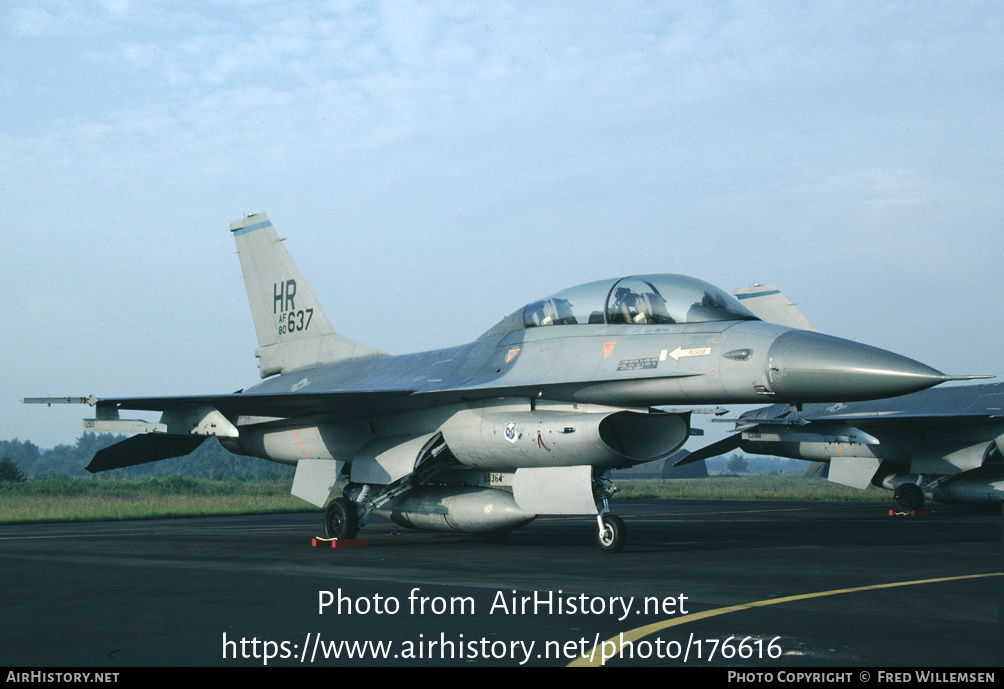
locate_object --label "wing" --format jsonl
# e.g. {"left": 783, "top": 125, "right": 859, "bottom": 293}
{"left": 25, "top": 390, "right": 415, "bottom": 473}
{"left": 94, "top": 389, "right": 416, "bottom": 420}
{"left": 31, "top": 369, "right": 706, "bottom": 472}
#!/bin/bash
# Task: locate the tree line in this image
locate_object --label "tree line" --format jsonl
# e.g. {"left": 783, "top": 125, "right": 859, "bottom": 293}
{"left": 0, "top": 434, "right": 294, "bottom": 480}
{"left": 1, "top": 436, "right": 804, "bottom": 483}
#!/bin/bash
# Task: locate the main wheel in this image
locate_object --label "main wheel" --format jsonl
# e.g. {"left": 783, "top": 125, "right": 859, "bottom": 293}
{"left": 893, "top": 483, "right": 924, "bottom": 512}
{"left": 596, "top": 514, "right": 627, "bottom": 553}
{"left": 324, "top": 497, "right": 359, "bottom": 540}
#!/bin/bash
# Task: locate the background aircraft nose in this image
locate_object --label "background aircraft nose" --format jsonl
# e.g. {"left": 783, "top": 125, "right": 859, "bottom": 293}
{"left": 766, "top": 330, "right": 951, "bottom": 402}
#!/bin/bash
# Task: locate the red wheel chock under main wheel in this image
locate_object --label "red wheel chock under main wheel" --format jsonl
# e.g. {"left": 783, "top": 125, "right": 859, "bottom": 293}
{"left": 312, "top": 537, "right": 368, "bottom": 548}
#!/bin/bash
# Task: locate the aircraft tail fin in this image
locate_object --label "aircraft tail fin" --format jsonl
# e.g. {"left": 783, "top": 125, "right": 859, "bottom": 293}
{"left": 733, "top": 284, "right": 817, "bottom": 332}
{"left": 231, "top": 213, "right": 386, "bottom": 378}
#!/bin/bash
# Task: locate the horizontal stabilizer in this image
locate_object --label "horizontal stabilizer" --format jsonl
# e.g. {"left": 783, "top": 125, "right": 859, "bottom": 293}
{"left": 86, "top": 435, "right": 207, "bottom": 473}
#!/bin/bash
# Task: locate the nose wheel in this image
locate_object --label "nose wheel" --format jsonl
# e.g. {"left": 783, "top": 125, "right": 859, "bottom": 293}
{"left": 593, "top": 478, "right": 626, "bottom": 552}
{"left": 596, "top": 513, "right": 627, "bottom": 553}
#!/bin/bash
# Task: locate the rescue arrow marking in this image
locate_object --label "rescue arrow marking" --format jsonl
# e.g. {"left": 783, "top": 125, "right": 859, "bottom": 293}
{"left": 665, "top": 346, "right": 711, "bottom": 361}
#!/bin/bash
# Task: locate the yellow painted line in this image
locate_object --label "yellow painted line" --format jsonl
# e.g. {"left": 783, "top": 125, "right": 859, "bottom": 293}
{"left": 568, "top": 572, "right": 1003, "bottom": 667}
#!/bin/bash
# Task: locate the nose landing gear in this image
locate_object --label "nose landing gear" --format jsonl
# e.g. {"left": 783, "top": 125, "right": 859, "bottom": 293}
{"left": 596, "top": 512, "right": 627, "bottom": 553}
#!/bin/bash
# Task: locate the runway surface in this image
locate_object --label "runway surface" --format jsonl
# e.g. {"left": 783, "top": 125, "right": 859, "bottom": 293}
{"left": 2, "top": 499, "right": 1000, "bottom": 667}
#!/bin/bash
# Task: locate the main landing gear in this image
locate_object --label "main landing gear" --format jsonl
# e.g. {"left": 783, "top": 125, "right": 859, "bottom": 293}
{"left": 322, "top": 475, "right": 632, "bottom": 552}
{"left": 324, "top": 497, "right": 359, "bottom": 540}
{"left": 893, "top": 482, "right": 925, "bottom": 513}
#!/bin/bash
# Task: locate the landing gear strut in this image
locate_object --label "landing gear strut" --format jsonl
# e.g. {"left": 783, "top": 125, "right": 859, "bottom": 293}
{"left": 593, "top": 476, "right": 626, "bottom": 552}
{"left": 324, "top": 497, "right": 359, "bottom": 540}
{"left": 596, "top": 513, "right": 627, "bottom": 553}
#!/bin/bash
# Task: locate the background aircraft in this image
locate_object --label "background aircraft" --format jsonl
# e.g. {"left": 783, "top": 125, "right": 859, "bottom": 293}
{"left": 681, "top": 286, "right": 998, "bottom": 511}
{"left": 25, "top": 214, "right": 972, "bottom": 551}
{"left": 681, "top": 383, "right": 1004, "bottom": 511}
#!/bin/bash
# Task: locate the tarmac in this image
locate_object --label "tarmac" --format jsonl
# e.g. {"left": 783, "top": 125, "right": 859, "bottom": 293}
{"left": 2, "top": 499, "right": 1000, "bottom": 667}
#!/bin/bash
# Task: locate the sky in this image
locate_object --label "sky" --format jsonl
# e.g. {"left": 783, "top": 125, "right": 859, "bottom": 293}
{"left": 3, "top": 1, "right": 1003, "bottom": 450}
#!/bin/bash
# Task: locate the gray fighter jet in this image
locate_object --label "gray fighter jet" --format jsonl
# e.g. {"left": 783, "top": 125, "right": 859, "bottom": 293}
{"left": 24, "top": 214, "right": 973, "bottom": 550}
{"left": 681, "top": 383, "right": 1004, "bottom": 512}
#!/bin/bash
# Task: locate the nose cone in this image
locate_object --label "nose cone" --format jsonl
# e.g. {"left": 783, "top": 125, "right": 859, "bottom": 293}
{"left": 766, "top": 330, "right": 949, "bottom": 402}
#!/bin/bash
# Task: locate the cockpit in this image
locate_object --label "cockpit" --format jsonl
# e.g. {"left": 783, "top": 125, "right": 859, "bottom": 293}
{"left": 481, "top": 274, "right": 759, "bottom": 339}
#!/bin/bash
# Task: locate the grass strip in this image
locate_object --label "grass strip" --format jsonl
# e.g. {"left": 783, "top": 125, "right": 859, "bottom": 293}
{"left": 0, "top": 475, "right": 884, "bottom": 525}
{"left": 615, "top": 476, "right": 886, "bottom": 501}
{"left": 0, "top": 476, "right": 314, "bottom": 523}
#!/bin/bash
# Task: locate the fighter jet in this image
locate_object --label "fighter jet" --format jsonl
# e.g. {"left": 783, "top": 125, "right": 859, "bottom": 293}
{"left": 24, "top": 214, "right": 972, "bottom": 551}
{"left": 681, "top": 383, "right": 1004, "bottom": 512}
{"left": 681, "top": 286, "right": 997, "bottom": 512}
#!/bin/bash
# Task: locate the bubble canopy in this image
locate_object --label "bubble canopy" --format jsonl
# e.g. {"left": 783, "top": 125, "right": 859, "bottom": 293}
{"left": 481, "top": 274, "right": 759, "bottom": 338}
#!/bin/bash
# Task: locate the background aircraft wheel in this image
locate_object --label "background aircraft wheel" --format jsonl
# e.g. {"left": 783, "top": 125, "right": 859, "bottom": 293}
{"left": 324, "top": 497, "right": 359, "bottom": 539}
{"left": 893, "top": 483, "right": 924, "bottom": 512}
{"left": 596, "top": 514, "right": 627, "bottom": 553}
